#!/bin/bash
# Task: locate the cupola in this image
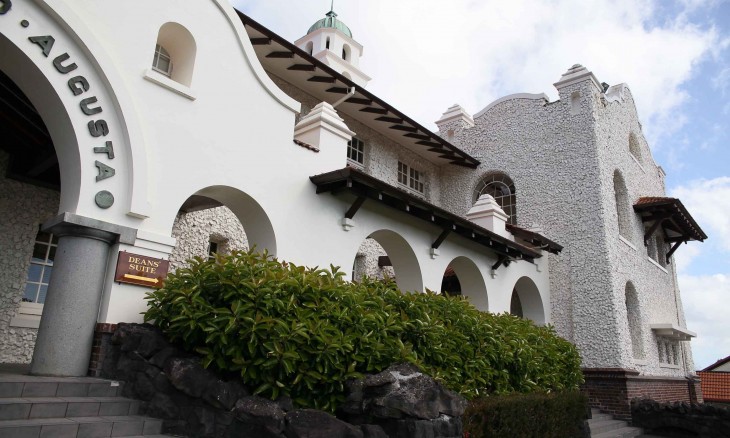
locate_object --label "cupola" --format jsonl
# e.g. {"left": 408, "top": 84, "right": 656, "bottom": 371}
{"left": 295, "top": 5, "right": 371, "bottom": 87}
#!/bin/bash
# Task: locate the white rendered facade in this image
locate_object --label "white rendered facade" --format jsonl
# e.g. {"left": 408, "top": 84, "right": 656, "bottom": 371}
{"left": 0, "top": 0, "right": 700, "bottom": 401}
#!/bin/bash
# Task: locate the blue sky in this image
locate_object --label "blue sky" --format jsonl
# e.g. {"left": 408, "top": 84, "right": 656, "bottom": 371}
{"left": 232, "top": 0, "right": 730, "bottom": 369}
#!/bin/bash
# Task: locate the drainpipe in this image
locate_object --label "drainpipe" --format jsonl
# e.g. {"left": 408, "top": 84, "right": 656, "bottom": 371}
{"left": 332, "top": 86, "right": 356, "bottom": 108}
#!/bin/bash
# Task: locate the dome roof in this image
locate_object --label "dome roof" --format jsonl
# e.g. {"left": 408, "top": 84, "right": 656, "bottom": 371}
{"left": 308, "top": 10, "right": 352, "bottom": 38}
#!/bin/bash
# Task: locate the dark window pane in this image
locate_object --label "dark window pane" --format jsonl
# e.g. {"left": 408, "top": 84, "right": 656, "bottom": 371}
{"left": 47, "top": 246, "right": 56, "bottom": 262}
{"left": 32, "top": 243, "right": 47, "bottom": 261}
{"left": 36, "top": 231, "right": 51, "bottom": 243}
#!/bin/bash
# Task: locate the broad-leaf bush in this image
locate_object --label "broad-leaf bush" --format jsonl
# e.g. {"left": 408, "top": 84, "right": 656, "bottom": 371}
{"left": 145, "top": 250, "right": 582, "bottom": 411}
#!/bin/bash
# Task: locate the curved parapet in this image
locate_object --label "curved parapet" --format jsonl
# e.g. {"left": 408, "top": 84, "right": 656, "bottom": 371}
{"left": 474, "top": 93, "right": 549, "bottom": 119}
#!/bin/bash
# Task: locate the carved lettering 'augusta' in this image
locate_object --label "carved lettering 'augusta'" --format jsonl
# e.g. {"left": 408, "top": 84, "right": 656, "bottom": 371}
{"left": 80, "top": 96, "right": 102, "bottom": 115}
{"left": 0, "top": 0, "right": 12, "bottom": 15}
{"left": 95, "top": 160, "right": 115, "bottom": 181}
{"left": 68, "top": 76, "right": 90, "bottom": 96}
{"left": 53, "top": 52, "right": 77, "bottom": 74}
{"left": 94, "top": 141, "right": 115, "bottom": 159}
{"left": 28, "top": 35, "right": 55, "bottom": 57}
{"left": 88, "top": 120, "right": 109, "bottom": 137}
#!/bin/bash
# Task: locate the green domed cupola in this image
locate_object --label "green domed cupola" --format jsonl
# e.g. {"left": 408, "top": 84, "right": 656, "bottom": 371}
{"left": 308, "top": 9, "right": 352, "bottom": 38}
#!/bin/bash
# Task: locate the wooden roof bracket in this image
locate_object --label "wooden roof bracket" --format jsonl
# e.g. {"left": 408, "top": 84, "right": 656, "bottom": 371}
{"left": 345, "top": 195, "right": 366, "bottom": 220}
{"left": 431, "top": 227, "right": 452, "bottom": 250}
{"left": 491, "top": 254, "right": 510, "bottom": 271}
{"left": 666, "top": 240, "right": 684, "bottom": 265}
{"left": 644, "top": 217, "right": 665, "bottom": 245}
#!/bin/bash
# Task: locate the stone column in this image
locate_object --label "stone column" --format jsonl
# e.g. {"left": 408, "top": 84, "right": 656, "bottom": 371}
{"left": 30, "top": 213, "right": 135, "bottom": 376}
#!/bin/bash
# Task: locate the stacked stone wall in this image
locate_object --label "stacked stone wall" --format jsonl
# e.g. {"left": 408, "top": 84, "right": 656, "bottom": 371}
{"left": 0, "top": 151, "right": 59, "bottom": 364}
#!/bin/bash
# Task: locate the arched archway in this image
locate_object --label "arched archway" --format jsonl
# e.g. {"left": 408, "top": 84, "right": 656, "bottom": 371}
{"left": 625, "top": 282, "right": 644, "bottom": 359}
{"left": 174, "top": 185, "right": 277, "bottom": 258}
{"left": 441, "top": 257, "right": 488, "bottom": 311}
{"left": 613, "top": 170, "right": 631, "bottom": 239}
{"left": 511, "top": 276, "right": 545, "bottom": 325}
{"left": 352, "top": 229, "right": 423, "bottom": 293}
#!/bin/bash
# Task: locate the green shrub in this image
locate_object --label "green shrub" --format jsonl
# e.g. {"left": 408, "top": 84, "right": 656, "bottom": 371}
{"left": 463, "top": 391, "right": 589, "bottom": 438}
{"left": 144, "top": 250, "right": 582, "bottom": 411}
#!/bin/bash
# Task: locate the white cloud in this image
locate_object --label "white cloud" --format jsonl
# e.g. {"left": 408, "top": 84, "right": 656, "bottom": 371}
{"left": 231, "top": 0, "right": 720, "bottom": 151}
{"left": 671, "top": 177, "right": 730, "bottom": 251}
{"left": 679, "top": 273, "right": 730, "bottom": 369}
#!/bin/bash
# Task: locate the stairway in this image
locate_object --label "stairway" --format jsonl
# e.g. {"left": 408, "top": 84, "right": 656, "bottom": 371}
{"left": 0, "top": 365, "right": 175, "bottom": 437}
{"left": 588, "top": 409, "right": 644, "bottom": 438}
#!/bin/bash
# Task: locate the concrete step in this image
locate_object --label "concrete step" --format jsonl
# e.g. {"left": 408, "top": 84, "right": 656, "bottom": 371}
{"left": 0, "top": 375, "right": 124, "bottom": 399}
{"left": 592, "top": 426, "right": 644, "bottom": 438}
{"left": 589, "top": 419, "right": 630, "bottom": 435}
{"left": 0, "top": 415, "right": 164, "bottom": 437}
{"left": 0, "top": 396, "right": 140, "bottom": 420}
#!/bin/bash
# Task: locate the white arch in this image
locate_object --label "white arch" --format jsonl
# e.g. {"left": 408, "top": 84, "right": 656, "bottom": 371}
{"left": 184, "top": 186, "right": 277, "bottom": 255}
{"left": 447, "top": 256, "right": 489, "bottom": 311}
{"left": 512, "top": 276, "right": 546, "bottom": 325}
{"left": 156, "top": 22, "right": 196, "bottom": 86}
{"left": 367, "top": 229, "right": 423, "bottom": 293}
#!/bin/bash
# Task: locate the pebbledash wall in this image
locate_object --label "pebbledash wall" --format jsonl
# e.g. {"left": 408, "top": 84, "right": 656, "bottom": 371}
{"left": 437, "top": 65, "right": 700, "bottom": 417}
{"left": 0, "top": 0, "right": 549, "bottom": 380}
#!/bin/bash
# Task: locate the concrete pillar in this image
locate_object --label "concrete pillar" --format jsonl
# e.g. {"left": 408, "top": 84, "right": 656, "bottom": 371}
{"left": 30, "top": 213, "right": 135, "bottom": 376}
{"left": 465, "top": 194, "right": 511, "bottom": 239}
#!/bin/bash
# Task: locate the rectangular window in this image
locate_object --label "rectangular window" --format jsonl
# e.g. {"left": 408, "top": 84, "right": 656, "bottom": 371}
{"left": 23, "top": 229, "right": 57, "bottom": 304}
{"left": 208, "top": 241, "right": 219, "bottom": 261}
{"left": 347, "top": 137, "right": 364, "bottom": 165}
{"left": 398, "top": 161, "right": 424, "bottom": 194}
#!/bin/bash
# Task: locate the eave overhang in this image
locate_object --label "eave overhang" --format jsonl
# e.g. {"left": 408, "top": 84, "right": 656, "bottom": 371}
{"left": 505, "top": 224, "right": 563, "bottom": 255}
{"left": 633, "top": 197, "right": 707, "bottom": 263}
{"left": 309, "top": 167, "right": 543, "bottom": 263}
{"left": 650, "top": 323, "right": 696, "bottom": 342}
{"left": 237, "top": 11, "right": 480, "bottom": 169}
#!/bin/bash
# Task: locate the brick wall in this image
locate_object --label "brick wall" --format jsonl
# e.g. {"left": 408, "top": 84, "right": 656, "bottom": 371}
{"left": 88, "top": 323, "right": 117, "bottom": 377}
{"left": 582, "top": 368, "right": 700, "bottom": 421}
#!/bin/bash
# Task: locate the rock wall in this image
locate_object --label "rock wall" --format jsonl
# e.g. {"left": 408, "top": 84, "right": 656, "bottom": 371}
{"left": 0, "top": 151, "right": 59, "bottom": 363}
{"left": 103, "top": 323, "right": 466, "bottom": 438}
{"left": 632, "top": 398, "right": 730, "bottom": 437}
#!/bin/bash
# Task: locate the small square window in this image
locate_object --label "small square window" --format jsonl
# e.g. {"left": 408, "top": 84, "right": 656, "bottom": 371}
{"left": 152, "top": 44, "right": 173, "bottom": 77}
{"left": 397, "top": 161, "right": 424, "bottom": 194}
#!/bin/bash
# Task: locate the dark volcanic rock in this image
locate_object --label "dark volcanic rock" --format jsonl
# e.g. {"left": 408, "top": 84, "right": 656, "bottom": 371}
{"left": 164, "top": 357, "right": 218, "bottom": 399}
{"left": 233, "top": 396, "right": 286, "bottom": 435}
{"left": 285, "top": 409, "right": 363, "bottom": 438}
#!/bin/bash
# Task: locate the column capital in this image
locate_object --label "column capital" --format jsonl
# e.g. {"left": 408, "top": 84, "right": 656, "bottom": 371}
{"left": 42, "top": 212, "right": 137, "bottom": 244}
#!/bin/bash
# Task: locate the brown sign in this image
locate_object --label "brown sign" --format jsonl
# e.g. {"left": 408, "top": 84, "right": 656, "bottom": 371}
{"left": 114, "top": 251, "right": 169, "bottom": 288}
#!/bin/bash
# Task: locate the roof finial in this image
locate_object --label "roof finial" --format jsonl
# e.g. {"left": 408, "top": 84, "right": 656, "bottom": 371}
{"left": 331, "top": 0, "right": 335, "bottom": 11}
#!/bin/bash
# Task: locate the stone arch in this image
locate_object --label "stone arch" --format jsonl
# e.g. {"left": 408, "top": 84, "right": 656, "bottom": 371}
{"left": 177, "top": 185, "right": 277, "bottom": 256}
{"left": 365, "top": 229, "right": 423, "bottom": 293}
{"left": 442, "top": 256, "right": 488, "bottom": 311}
{"left": 613, "top": 170, "right": 631, "bottom": 238}
{"left": 0, "top": 33, "right": 80, "bottom": 213}
{"left": 511, "top": 276, "right": 545, "bottom": 325}
{"left": 625, "top": 281, "right": 644, "bottom": 359}
{"left": 155, "top": 22, "right": 197, "bottom": 86}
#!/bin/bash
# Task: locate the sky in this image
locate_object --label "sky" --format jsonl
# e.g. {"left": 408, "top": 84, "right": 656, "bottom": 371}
{"left": 232, "top": 0, "right": 730, "bottom": 370}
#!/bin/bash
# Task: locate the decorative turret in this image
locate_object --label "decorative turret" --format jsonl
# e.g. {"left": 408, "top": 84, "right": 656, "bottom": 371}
{"left": 294, "top": 4, "right": 371, "bottom": 87}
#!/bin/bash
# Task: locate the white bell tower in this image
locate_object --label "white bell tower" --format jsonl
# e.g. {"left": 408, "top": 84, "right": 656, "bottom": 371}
{"left": 295, "top": 3, "right": 371, "bottom": 87}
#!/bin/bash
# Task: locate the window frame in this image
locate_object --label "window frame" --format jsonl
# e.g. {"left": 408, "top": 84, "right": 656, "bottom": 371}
{"left": 347, "top": 137, "right": 365, "bottom": 167}
{"left": 152, "top": 44, "right": 173, "bottom": 77}
{"left": 474, "top": 173, "right": 517, "bottom": 225}
{"left": 397, "top": 161, "right": 425, "bottom": 195}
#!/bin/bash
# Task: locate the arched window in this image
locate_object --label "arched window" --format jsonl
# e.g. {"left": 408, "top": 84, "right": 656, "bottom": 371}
{"left": 625, "top": 282, "right": 644, "bottom": 359}
{"left": 305, "top": 41, "right": 314, "bottom": 55}
{"left": 613, "top": 170, "right": 631, "bottom": 238}
{"left": 326, "top": 37, "right": 330, "bottom": 50}
{"left": 629, "top": 133, "right": 643, "bottom": 163}
{"left": 342, "top": 44, "right": 351, "bottom": 61}
{"left": 474, "top": 172, "right": 517, "bottom": 224}
{"left": 153, "top": 22, "right": 197, "bottom": 87}
{"left": 152, "top": 44, "right": 172, "bottom": 77}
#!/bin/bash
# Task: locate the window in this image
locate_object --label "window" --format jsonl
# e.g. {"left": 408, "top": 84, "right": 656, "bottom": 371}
{"left": 23, "top": 229, "right": 57, "bottom": 304}
{"left": 613, "top": 170, "right": 631, "bottom": 238}
{"left": 625, "top": 283, "right": 644, "bottom": 359}
{"left": 474, "top": 173, "right": 517, "bottom": 224}
{"left": 326, "top": 37, "right": 330, "bottom": 50}
{"left": 152, "top": 44, "right": 172, "bottom": 77}
{"left": 306, "top": 41, "right": 313, "bottom": 55}
{"left": 658, "top": 339, "right": 680, "bottom": 366}
{"left": 347, "top": 137, "right": 364, "bottom": 165}
{"left": 208, "top": 241, "right": 219, "bottom": 260}
{"left": 397, "top": 161, "right": 424, "bottom": 194}
{"left": 629, "top": 133, "right": 643, "bottom": 164}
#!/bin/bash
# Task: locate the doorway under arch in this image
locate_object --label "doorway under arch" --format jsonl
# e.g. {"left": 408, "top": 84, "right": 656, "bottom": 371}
{"left": 510, "top": 276, "right": 545, "bottom": 325}
{"left": 351, "top": 229, "right": 423, "bottom": 293}
{"left": 441, "top": 256, "right": 488, "bottom": 311}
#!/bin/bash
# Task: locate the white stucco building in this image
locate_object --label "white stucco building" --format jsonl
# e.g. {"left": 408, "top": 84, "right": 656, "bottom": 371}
{"left": 0, "top": 0, "right": 705, "bottom": 418}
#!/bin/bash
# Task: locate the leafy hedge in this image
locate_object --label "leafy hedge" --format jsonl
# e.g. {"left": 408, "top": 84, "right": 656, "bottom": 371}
{"left": 463, "top": 391, "right": 589, "bottom": 438}
{"left": 144, "top": 250, "right": 582, "bottom": 411}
